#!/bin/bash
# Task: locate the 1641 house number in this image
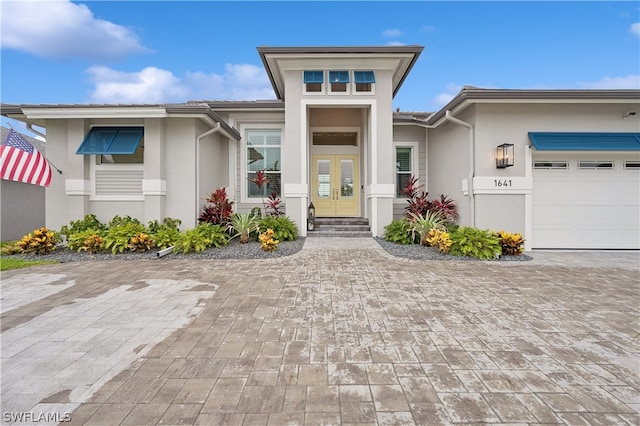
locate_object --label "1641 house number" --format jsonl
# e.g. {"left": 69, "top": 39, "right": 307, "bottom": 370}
{"left": 494, "top": 179, "right": 512, "bottom": 187}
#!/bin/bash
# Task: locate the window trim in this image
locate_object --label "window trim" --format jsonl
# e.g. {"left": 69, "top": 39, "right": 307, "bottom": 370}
{"left": 240, "top": 125, "right": 283, "bottom": 204}
{"left": 393, "top": 141, "right": 419, "bottom": 200}
{"left": 533, "top": 160, "right": 569, "bottom": 170}
{"left": 303, "top": 70, "right": 324, "bottom": 94}
{"left": 328, "top": 70, "right": 350, "bottom": 94}
{"left": 624, "top": 161, "right": 640, "bottom": 170}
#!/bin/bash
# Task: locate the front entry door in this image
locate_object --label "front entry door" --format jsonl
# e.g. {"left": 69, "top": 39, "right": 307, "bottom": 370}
{"left": 312, "top": 155, "right": 359, "bottom": 216}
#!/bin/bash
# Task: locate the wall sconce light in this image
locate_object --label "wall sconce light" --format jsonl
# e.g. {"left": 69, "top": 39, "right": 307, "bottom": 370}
{"left": 307, "top": 202, "right": 316, "bottom": 231}
{"left": 496, "top": 143, "right": 514, "bottom": 169}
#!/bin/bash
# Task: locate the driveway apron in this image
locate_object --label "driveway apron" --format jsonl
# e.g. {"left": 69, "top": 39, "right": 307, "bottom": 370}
{"left": 1, "top": 240, "right": 638, "bottom": 425}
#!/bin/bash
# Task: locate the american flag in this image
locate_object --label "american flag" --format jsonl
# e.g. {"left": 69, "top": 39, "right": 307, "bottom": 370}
{"left": 1, "top": 129, "right": 52, "bottom": 187}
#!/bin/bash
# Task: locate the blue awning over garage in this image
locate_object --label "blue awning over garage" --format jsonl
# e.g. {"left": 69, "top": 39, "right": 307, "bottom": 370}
{"left": 529, "top": 132, "right": 640, "bottom": 151}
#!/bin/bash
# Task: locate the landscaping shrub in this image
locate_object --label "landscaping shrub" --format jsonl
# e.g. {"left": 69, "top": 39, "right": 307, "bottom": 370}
{"left": 383, "top": 218, "right": 416, "bottom": 245}
{"left": 259, "top": 228, "right": 279, "bottom": 252}
{"left": 176, "top": 223, "right": 228, "bottom": 254}
{"left": 104, "top": 220, "right": 147, "bottom": 254}
{"left": 229, "top": 213, "right": 260, "bottom": 244}
{"left": 60, "top": 214, "right": 106, "bottom": 239}
{"left": 127, "top": 232, "right": 155, "bottom": 252}
{"left": 449, "top": 226, "right": 502, "bottom": 260}
{"left": 495, "top": 230, "right": 525, "bottom": 256}
{"left": 426, "top": 229, "right": 452, "bottom": 253}
{"left": 148, "top": 218, "right": 182, "bottom": 249}
{"left": 199, "top": 187, "right": 234, "bottom": 226}
{"left": 67, "top": 229, "right": 106, "bottom": 253}
{"left": 17, "top": 227, "right": 58, "bottom": 254}
{"left": 258, "top": 216, "right": 298, "bottom": 241}
{"left": 408, "top": 211, "right": 448, "bottom": 246}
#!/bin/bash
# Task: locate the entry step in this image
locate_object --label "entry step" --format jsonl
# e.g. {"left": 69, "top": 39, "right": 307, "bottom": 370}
{"left": 308, "top": 217, "right": 371, "bottom": 237}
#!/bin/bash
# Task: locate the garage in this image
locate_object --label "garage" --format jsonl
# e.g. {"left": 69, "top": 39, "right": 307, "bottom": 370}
{"left": 530, "top": 133, "right": 640, "bottom": 249}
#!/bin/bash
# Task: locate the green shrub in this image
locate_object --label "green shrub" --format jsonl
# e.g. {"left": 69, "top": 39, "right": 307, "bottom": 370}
{"left": 17, "top": 227, "right": 59, "bottom": 254}
{"left": 258, "top": 216, "right": 298, "bottom": 241}
{"left": 383, "top": 218, "right": 416, "bottom": 245}
{"left": 449, "top": 226, "right": 502, "bottom": 260}
{"left": 152, "top": 227, "right": 182, "bottom": 250}
{"left": 148, "top": 218, "right": 182, "bottom": 249}
{"left": 104, "top": 221, "right": 147, "bottom": 254}
{"left": 60, "top": 214, "right": 106, "bottom": 238}
{"left": 147, "top": 217, "right": 181, "bottom": 234}
{"left": 68, "top": 229, "right": 106, "bottom": 253}
{"left": 229, "top": 213, "right": 260, "bottom": 244}
{"left": 176, "top": 223, "right": 229, "bottom": 254}
{"left": 408, "top": 211, "right": 448, "bottom": 246}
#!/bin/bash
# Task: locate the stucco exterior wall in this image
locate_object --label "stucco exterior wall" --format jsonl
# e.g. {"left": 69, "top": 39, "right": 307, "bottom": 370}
{"left": 426, "top": 107, "right": 475, "bottom": 227}
{"left": 471, "top": 102, "right": 640, "bottom": 238}
{"left": 1, "top": 181, "right": 45, "bottom": 240}
{"left": 164, "top": 118, "right": 197, "bottom": 228}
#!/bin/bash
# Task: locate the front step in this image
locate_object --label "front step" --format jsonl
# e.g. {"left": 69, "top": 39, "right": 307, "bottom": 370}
{"left": 308, "top": 217, "right": 372, "bottom": 238}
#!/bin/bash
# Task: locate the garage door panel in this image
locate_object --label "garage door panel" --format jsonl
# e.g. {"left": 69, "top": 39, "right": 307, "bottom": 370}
{"left": 533, "top": 156, "right": 639, "bottom": 249}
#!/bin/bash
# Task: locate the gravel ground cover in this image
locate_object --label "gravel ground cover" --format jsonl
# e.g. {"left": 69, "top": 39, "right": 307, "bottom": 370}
{"left": 375, "top": 237, "right": 533, "bottom": 262}
{"left": 6, "top": 237, "right": 532, "bottom": 263}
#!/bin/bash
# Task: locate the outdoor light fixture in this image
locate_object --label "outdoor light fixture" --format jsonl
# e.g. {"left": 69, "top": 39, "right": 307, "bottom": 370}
{"left": 307, "top": 202, "right": 316, "bottom": 231}
{"left": 496, "top": 143, "right": 514, "bottom": 168}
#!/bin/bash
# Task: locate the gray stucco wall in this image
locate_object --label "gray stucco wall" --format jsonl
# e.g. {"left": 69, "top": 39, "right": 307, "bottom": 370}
{"left": 1, "top": 180, "right": 45, "bottom": 240}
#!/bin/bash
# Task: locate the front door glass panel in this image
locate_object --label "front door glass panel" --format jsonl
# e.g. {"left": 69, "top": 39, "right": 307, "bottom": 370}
{"left": 340, "top": 159, "right": 354, "bottom": 198}
{"left": 317, "top": 160, "right": 331, "bottom": 198}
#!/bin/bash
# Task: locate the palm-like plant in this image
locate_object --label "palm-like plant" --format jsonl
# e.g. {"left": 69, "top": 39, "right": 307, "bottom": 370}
{"left": 408, "top": 211, "right": 448, "bottom": 246}
{"left": 228, "top": 213, "right": 260, "bottom": 244}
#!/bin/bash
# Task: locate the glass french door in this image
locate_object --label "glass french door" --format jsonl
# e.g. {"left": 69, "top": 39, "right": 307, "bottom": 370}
{"left": 311, "top": 155, "right": 359, "bottom": 216}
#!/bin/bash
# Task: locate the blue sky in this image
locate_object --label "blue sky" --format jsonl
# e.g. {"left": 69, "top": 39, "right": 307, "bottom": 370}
{"left": 1, "top": 1, "right": 639, "bottom": 134}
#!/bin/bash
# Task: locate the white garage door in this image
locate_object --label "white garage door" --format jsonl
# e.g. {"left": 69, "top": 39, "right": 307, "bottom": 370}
{"left": 532, "top": 155, "right": 640, "bottom": 249}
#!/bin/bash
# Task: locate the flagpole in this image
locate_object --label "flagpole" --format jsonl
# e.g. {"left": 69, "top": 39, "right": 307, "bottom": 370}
{"left": 7, "top": 123, "right": 63, "bottom": 174}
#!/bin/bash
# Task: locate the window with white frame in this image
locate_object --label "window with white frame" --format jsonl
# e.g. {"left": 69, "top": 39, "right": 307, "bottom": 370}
{"left": 246, "top": 130, "right": 281, "bottom": 198}
{"left": 328, "top": 70, "right": 349, "bottom": 93}
{"left": 303, "top": 70, "right": 324, "bottom": 93}
{"left": 394, "top": 144, "right": 418, "bottom": 198}
{"left": 354, "top": 71, "right": 375, "bottom": 93}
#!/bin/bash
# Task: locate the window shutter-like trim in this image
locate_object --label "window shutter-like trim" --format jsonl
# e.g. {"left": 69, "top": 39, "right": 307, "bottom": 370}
{"left": 303, "top": 71, "right": 324, "bottom": 84}
{"left": 329, "top": 71, "right": 349, "bottom": 83}
{"left": 354, "top": 71, "right": 375, "bottom": 83}
{"left": 95, "top": 168, "right": 143, "bottom": 195}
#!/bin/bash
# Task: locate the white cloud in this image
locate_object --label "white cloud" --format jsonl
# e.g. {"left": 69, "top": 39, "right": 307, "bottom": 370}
{"left": 432, "top": 83, "right": 463, "bottom": 109}
{"left": 579, "top": 75, "right": 640, "bottom": 90}
{"left": 382, "top": 29, "right": 403, "bottom": 38}
{"left": 0, "top": 0, "right": 149, "bottom": 60}
{"left": 385, "top": 41, "right": 406, "bottom": 46}
{"left": 630, "top": 22, "right": 640, "bottom": 36}
{"left": 86, "top": 64, "right": 274, "bottom": 104}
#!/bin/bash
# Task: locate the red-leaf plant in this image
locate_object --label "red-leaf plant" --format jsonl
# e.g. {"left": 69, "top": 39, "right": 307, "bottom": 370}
{"left": 431, "top": 194, "right": 458, "bottom": 222}
{"left": 265, "top": 191, "right": 284, "bottom": 217}
{"left": 198, "top": 187, "right": 234, "bottom": 226}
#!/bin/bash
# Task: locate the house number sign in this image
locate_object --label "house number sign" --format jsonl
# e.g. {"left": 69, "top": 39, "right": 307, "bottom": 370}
{"left": 494, "top": 179, "right": 512, "bottom": 187}
{"left": 471, "top": 176, "right": 532, "bottom": 194}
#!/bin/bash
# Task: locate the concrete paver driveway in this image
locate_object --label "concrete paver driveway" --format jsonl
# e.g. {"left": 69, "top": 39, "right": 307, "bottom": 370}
{"left": 1, "top": 240, "right": 639, "bottom": 425}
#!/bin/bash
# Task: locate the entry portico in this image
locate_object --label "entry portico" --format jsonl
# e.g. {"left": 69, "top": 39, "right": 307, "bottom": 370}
{"left": 257, "top": 46, "right": 423, "bottom": 236}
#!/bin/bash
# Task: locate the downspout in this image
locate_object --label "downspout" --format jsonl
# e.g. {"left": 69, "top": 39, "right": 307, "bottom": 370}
{"left": 444, "top": 110, "right": 475, "bottom": 227}
{"left": 195, "top": 123, "right": 221, "bottom": 222}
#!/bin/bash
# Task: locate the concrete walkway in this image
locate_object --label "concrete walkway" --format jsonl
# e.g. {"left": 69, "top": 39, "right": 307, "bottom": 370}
{"left": 1, "top": 240, "right": 638, "bottom": 425}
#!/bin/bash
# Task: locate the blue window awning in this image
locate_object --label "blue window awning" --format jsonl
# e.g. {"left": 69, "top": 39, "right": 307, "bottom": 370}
{"left": 329, "top": 71, "right": 349, "bottom": 83}
{"left": 303, "top": 71, "right": 324, "bottom": 84}
{"left": 354, "top": 71, "right": 375, "bottom": 84}
{"left": 76, "top": 127, "right": 144, "bottom": 155}
{"left": 529, "top": 132, "right": 640, "bottom": 151}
